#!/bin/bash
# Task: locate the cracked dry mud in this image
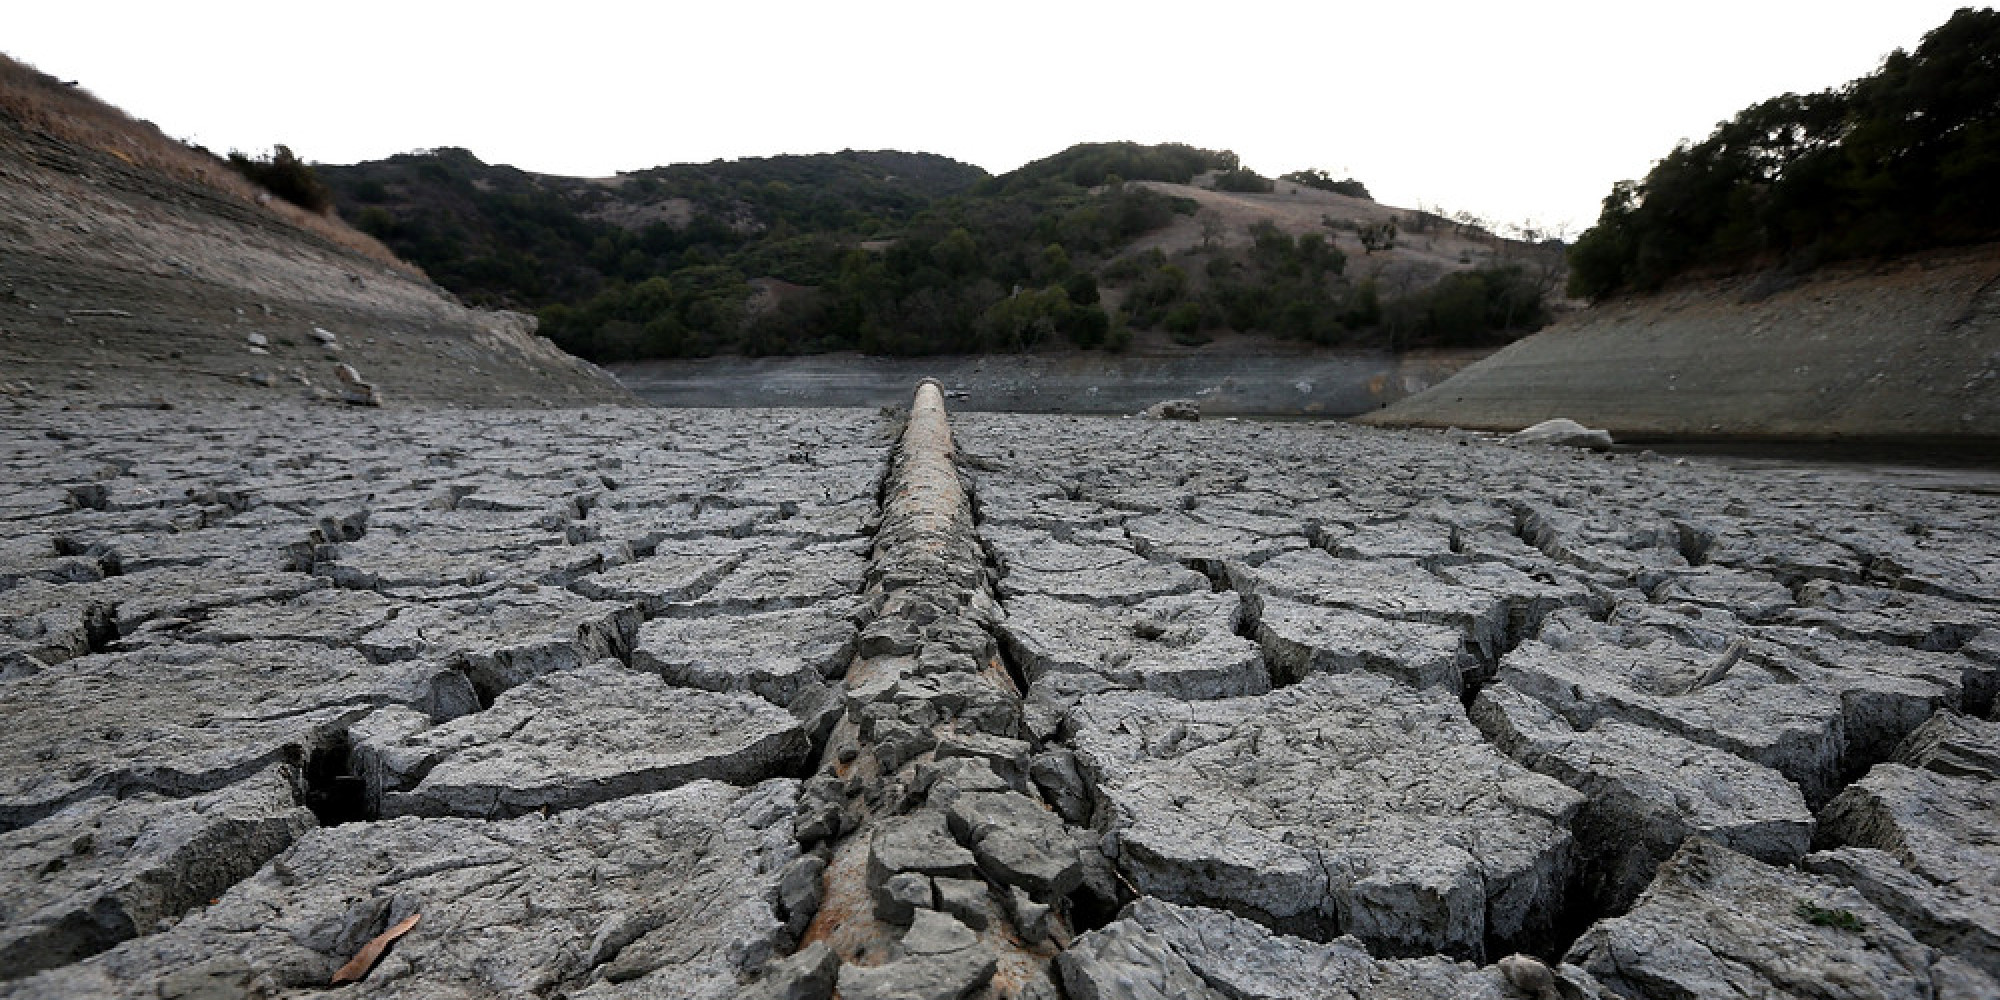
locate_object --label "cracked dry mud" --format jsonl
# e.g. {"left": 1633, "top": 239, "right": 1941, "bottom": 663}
{"left": 1, "top": 389, "right": 1997, "bottom": 1000}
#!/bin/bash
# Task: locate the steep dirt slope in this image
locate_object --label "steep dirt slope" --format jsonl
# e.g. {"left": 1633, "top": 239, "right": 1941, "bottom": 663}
{"left": 1362, "top": 243, "right": 2000, "bottom": 443}
{"left": 0, "top": 58, "right": 629, "bottom": 408}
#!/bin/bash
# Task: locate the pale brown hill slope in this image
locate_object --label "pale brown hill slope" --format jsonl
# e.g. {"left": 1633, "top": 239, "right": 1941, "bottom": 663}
{"left": 1124, "top": 176, "right": 1565, "bottom": 306}
{"left": 1361, "top": 243, "right": 2000, "bottom": 443}
{"left": 0, "top": 56, "right": 629, "bottom": 408}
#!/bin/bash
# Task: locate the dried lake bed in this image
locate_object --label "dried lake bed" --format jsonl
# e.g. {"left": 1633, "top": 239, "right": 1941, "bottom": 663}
{"left": 1, "top": 391, "right": 1996, "bottom": 999}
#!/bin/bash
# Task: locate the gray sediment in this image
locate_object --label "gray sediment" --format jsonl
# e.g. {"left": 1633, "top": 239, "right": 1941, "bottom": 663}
{"left": 2, "top": 389, "right": 1997, "bottom": 998}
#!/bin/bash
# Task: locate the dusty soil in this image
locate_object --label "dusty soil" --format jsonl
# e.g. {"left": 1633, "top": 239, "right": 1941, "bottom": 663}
{"left": 0, "top": 64, "right": 630, "bottom": 411}
{"left": 1365, "top": 243, "right": 2000, "bottom": 445}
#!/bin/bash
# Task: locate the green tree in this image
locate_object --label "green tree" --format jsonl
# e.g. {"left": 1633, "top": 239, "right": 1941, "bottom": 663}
{"left": 227, "top": 144, "right": 333, "bottom": 213}
{"left": 932, "top": 227, "right": 980, "bottom": 276}
{"left": 1036, "top": 243, "right": 1072, "bottom": 282}
{"left": 1212, "top": 167, "right": 1275, "bottom": 193}
{"left": 1279, "top": 169, "right": 1372, "bottom": 199}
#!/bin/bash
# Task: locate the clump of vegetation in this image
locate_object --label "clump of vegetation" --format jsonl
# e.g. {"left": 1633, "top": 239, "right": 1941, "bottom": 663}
{"left": 979, "top": 142, "right": 1238, "bottom": 193}
{"left": 1100, "top": 218, "right": 1544, "bottom": 350}
{"left": 1357, "top": 220, "right": 1398, "bottom": 255}
{"left": 1211, "top": 167, "right": 1275, "bottom": 193}
{"left": 1377, "top": 265, "right": 1548, "bottom": 348}
{"left": 1569, "top": 8, "right": 2000, "bottom": 300}
{"left": 1281, "top": 169, "right": 1372, "bottom": 200}
{"left": 1795, "top": 900, "right": 1865, "bottom": 932}
{"left": 521, "top": 174, "right": 1192, "bottom": 360}
{"left": 227, "top": 145, "right": 333, "bottom": 214}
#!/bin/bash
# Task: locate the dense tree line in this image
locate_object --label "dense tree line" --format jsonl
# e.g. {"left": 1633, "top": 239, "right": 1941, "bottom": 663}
{"left": 1109, "top": 221, "right": 1544, "bottom": 349}
{"left": 1569, "top": 8, "right": 2000, "bottom": 300}
{"left": 320, "top": 148, "right": 985, "bottom": 312}
{"left": 976, "top": 141, "right": 1238, "bottom": 193}
{"left": 536, "top": 180, "right": 1183, "bottom": 359}
{"left": 1210, "top": 168, "right": 1275, "bottom": 193}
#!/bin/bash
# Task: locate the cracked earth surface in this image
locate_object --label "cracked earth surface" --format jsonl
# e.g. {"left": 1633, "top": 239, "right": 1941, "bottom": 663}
{"left": 1, "top": 390, "right": 1997, "bottom": 999}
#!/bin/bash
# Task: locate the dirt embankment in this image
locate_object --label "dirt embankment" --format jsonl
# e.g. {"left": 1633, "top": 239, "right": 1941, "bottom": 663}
{"left": 0, "top": 58, "right": 629, "bottom": 409}
{"left": 1362, "top": 244, "right": 2000, "bottom": 444}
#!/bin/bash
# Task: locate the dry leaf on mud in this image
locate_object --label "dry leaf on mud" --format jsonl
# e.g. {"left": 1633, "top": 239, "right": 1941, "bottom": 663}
{"left": 330, "top": 912, "right": 421, "bottom": 986}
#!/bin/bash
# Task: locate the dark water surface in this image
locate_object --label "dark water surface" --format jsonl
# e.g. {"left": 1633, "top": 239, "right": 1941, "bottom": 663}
{"left": 611, "top": 350, "right": 1489, "bottom": 417}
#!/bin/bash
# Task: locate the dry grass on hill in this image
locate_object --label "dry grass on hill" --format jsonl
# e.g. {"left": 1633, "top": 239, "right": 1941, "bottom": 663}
{"left": 1128, "top": 178, "right": 1567, "bottom": 302}
{"left": 0, "top": 54, "right": 417, "bottom": 277}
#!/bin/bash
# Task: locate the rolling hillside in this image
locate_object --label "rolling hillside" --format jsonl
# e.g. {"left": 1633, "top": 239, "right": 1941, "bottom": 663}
{"left": 321, "top": 142, "right": 1562, "bottom": 363}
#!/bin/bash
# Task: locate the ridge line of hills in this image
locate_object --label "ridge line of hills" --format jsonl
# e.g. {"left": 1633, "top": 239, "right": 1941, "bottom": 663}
{"left": 317, "top": 142, "right": 1563, "bottom": 364}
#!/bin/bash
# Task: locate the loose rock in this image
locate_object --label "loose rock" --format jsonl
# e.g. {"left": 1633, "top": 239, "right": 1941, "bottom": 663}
{"left": 1504, "top": 418, "right": 1613, "bottom": 450}
{"left": 1142, "top": 399, "right": 1200, "bottom": 421}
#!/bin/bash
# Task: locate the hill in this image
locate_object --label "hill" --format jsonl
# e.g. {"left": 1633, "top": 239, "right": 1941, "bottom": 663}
{"left": 322, "top": 142, "right": 1562, "bottom": 363}
{"left": 317, "top": 147, "right": 989, "bottom": 312}
{"left": 1371, "top": 8, "right": 2000, "bottom": 444}
{"left": 0, "top": 55, "right": 629, "bottom": 408}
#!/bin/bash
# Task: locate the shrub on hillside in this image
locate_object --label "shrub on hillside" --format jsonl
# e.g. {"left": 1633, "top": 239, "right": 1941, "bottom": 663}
{"left": 1063, "top": 271, "right": 1100, "bottom": 306}
{"left": 1280, "top": 169, "right": 1372, "bottom": 199}
{"left": 1212, "top": 168, "right": 1275, "bottom": 193}
{"left": 227, "top": 145, "right": 332, "bottom": 214}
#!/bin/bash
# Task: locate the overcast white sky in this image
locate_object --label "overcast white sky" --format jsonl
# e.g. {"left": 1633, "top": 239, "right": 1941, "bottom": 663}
{"left": 6, "top": 1, "right": 1975, "bottom": 234}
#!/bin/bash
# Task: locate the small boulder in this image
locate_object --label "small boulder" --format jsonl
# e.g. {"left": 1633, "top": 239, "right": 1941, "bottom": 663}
{"left": 334, "top": 362, "right": 381, "bottom": 407}
{"left": 1499, "top": 953, "right": 1557, "bottom": 996}
{"left": 1505, "top": 418, "right": 1613, "bottom": 449}
{"left": 875, "top": 872, "right": 933, "bottom": 926}
{"left": 1143, "top": 399, "right": 1201, "bottom": 421}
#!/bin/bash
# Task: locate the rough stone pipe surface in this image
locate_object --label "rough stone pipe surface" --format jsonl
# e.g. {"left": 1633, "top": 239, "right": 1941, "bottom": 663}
{"left": 772, "top": 379, "right": 1104, "bottom": 1000}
